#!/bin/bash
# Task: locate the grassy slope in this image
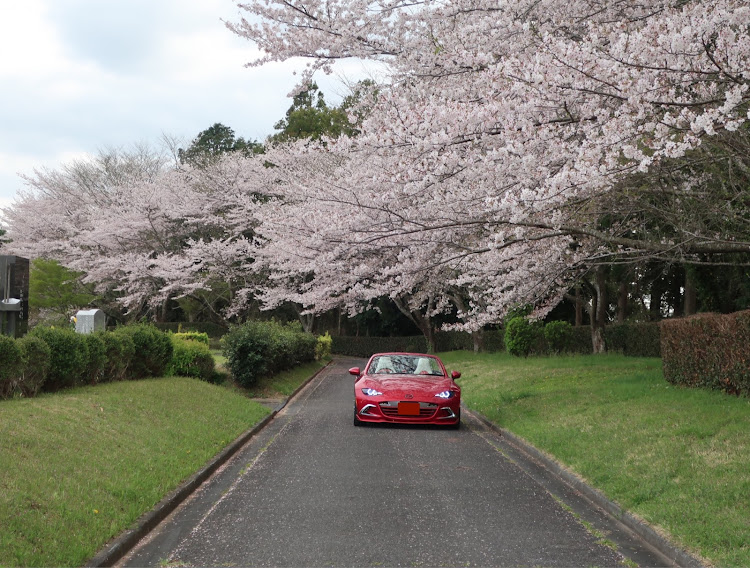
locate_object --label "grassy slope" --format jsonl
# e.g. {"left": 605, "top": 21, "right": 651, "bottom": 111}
{"left": 440, "top": 351, "right": 750, "bottom": 567}
{"left": 0, "top": 377, "right": 271, "bottom": 567}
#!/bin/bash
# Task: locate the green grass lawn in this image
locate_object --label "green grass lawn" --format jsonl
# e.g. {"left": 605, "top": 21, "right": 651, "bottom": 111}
{"left": 0, "top": 352, "right": 327, "bottom": 568}
{"left": 0, "top": 376, "right": 271, "bottom": 567}
{"left": 440, "top": 351, "right": 750, "bottom": 567}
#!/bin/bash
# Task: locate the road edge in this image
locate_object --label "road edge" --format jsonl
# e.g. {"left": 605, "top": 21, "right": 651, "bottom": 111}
{"left": 464, "top": 406, "right": 705, "bottom": 568}
{"left": 85, "top": 360, "right": 332, "bottom": 568}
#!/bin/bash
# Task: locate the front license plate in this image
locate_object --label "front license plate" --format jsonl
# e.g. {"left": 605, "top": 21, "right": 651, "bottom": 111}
{"left": 398, "top": 402, "right": 420, "bottom": 416}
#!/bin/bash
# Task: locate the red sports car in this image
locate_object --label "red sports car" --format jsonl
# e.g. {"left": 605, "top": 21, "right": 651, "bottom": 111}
{"left": 350, "top": 352, "right": 461, "bottom": 428}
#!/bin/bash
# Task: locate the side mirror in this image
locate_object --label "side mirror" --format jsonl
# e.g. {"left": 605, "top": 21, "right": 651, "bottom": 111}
{"left": 349, "top": 367, "right": 361, "bottom": 377}
{"left": 451, "top": 371, "right": 461, "bottom": 380}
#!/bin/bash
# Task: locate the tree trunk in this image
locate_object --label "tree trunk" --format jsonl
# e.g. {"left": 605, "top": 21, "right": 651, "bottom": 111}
{"left": 684, "top": 271, "right": 697, "bottom": 316}
{"left": 617, "top": 283, "right": 627, "bottom": 323}
{"left": 649, "top": 279, "right": 664, "bottom": 321}
{"left": 471, "top": 329, "right": 483, "bottom": 353}
{"left": 589, "top": 267, "right": 607, "bottom": 354}
{"left": 393, "top": 296, "right": 436, "bottom": 353}
{"left": 293, "top": 304, "right": 315, "bottom": 333}
{"left": 575, "top": 285, "right": 583, "bottom": 327}
{"left": 300, "top": 313, "right": 315, "bottom": 334}
{"left": 449, "top": 293, "right": 484, "bottom": 353}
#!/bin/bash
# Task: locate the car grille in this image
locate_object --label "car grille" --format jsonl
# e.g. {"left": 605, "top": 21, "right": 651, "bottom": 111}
{"left": 379, "top": 401, "right": 438, "bottom": 418}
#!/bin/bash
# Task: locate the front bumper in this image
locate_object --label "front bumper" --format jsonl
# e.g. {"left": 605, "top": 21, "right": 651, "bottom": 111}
{"left": 356, "top": 399, "right": 460, "bottom": 425}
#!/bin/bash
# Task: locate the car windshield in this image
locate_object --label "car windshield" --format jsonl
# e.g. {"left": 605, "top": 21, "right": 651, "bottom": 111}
{"left": 367, "top": 355, "right": 444, "bottom": 376}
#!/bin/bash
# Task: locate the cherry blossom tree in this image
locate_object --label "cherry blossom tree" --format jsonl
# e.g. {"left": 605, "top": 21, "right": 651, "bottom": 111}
{"left": 2, "top": 147, "right": 268, "bottom": 321}
{"left": 3, "top": 0, "right": 749, "bottom": 351}
{"left": 225, "top": 0, "right": 750, "bottom": 347}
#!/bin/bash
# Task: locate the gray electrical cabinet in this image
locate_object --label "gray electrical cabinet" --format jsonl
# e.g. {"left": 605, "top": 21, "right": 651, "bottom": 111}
{"left": 75, "top": 309, "right": 106, "bottom": 334}
{"left": 0, "top": 255, "right": 29, "bottom": 338}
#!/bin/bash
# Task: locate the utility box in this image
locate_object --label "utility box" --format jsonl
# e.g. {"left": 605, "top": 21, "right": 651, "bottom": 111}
{"left": 0, "top": 255, "right": 29, "bottom": 338}
{"left": 75, "top": 309, "right": 106, "bottom": 334}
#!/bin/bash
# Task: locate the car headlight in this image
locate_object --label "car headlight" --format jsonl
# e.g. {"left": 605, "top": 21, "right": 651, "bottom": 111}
{"left": 361, "top": 388, "right": 383, "bottom": 396}
{"left": 435, "top": 390, "right": 455, "bottom": 399}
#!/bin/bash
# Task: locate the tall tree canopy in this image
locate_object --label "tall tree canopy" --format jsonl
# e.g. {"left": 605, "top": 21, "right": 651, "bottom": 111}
{"left": 29, "top": 258, "right": 96, "bottom": 319}
{"left": 2, "top": 0, "right": 749, "bottom": 340}
{"left": 225, "top": 0, "right": 750, "bottom": 330}
{"left": 179, "top": 123, "right": 262, "bottom": 167}
{"left": 269, "top": 82, "right": 358, "bottom": 144}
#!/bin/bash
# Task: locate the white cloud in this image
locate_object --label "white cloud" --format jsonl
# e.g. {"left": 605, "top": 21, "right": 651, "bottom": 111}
{"left": 0, "top": 0, "right": 371, "bottom": 204}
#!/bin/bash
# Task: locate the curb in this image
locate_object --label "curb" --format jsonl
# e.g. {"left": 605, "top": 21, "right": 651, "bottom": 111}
{"left": 85, "top": 360, "right": 332, "bottom": 568}
{"left": 464, "top": 406, "right": 705, "bottom": 568}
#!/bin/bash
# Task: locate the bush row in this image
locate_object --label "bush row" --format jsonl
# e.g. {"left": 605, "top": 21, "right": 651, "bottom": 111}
{"left": 153, "top": 322, "right": 228, "bottom": 337}
{"left": 329, "top": 322, "right": 660, "bottom": 358}
{"left": 661, "top": 311, "right": 750, "bottom": 395}
{"left": 222, "top": 320, "right": 318, "bottom": 388}
{"left": 0, "top": 325, "right": 220, "bottom": 399}
{"left": 331, "top": 335, "right": 429, "bottom": 358}
{"left": 503, "top": 319, "right": 663, "bottom": 357}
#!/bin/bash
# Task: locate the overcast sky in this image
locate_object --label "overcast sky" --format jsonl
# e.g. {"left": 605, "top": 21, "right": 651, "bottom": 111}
{"left": 0, "top": 0, "right": 371, "bottom": 212}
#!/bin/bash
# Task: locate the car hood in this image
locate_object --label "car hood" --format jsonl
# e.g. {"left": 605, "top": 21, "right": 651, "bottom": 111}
{"left": 360, "top": 374, "right": 454, "bottom": 395}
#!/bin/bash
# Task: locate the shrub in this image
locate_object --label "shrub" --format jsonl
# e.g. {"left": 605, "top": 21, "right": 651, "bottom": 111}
{"left": 99, "top": 330, "right": 135, "bottom": 382}
{"left": 434, "top": 331, "right": 475, "bottom": 352}
{"left": 276, "top": 322, "right": 317, "bottom": 368}
{"left": 0, "top": 335, "right": 23, "bottom": 399}
{"left": 222, "top": 320, "right": 317, "bottom": 388}
{"left": 173, "top": 331, "right": 210, "bottom": 346}
{"left": 504, "top": 317, "right": 540, "bottom": 357}
{"left": 29, "top": 327, "right": 89, "bottom": 392}
{"left": 153, "top": 322, "right": 228, "bottom": 337}
{"left": 315, "top": 332, "right": 333, "bottom": 360}
{"left": 222, "top": 322, "right": 272, "bottom": 387}
{"left": 79, "top": 333, "right": 107, "bottom": 385}
{"left": 661, "top": 311, "right": 750, "bottom": 395}
{"left": 331, "top": 335, "right": 429, "bottom": 357}
{"left": 544, "top": 321, "right": 573, "bottom": 354}
{"left": 15, "top": 335, "right": 51, "bottom": 397}
{"left": 169, "top": 336, "right": 216, "bottom": 381}
{"left": 114, "top": 324, "right": 173, "bottom": 379}
{"left": 601, "top": 323, "right": 659, "bottom": 357}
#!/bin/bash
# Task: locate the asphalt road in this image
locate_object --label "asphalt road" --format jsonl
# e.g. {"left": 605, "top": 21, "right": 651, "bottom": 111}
{"left": 120, "top": 358, "right": 674, "bottom": 567}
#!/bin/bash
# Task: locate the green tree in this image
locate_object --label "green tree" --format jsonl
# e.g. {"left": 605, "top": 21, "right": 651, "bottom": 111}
{"left": 269, "top": 83, "right": 356, "bottom": 144}
{"left": 178, "top": 123, "right": 262, "bottom": 167}
{"left": 29, "top": 259, "right": 96, "bottom": 320}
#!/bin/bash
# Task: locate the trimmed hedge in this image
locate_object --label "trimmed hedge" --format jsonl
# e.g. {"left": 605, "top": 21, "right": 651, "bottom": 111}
{"left": 153, "top": 322, "right": 228, "bottom": 337}
{"left": 331, "top": 335, "right": 429, "bottom": 358}
{"left": 544, "top": 321, "right": 574, "bottom": 354}
{"left": 100, "top": 330, "right": 136, "bottom": 383}
{"left": 0, "top": 335, "right": 23, "bottom": 399}
{"left": 222, "top": 320, "right": 317, "bottom": 388}
{"left": 114, "top": 324, "right": 173, "bottom": 379}
{"left": 81, "top": 332, "right": 107, "bottom": 385}
{"left": 28, "top": 327, "right": 89, "bottom": 392}
{"left": 173, "top": 331, "right": 210, "bottom": 346}
{"left": 661, "top": 311, "right": 750, "bottom": 395}
{"left": 330, "top": 322, "right": 660, "bottom": 358}
{"left": 169, "top": 336, "right": 216, "bottom": 382}
{"left": 605, "top": 323, "right": 661, "bottom": 357}
{"left": 16, "top": 336, "right": 51, "bottom": 397}
{"left": 0, "top": 324, "right": 224, "bottom": 398}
